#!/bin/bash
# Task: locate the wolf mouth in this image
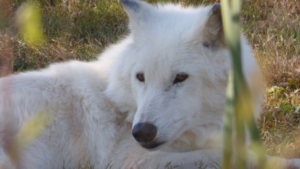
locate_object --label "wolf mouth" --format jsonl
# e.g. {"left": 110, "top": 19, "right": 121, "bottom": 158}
{"left": 140, "top": 141, "right": 165, "bottom": 150}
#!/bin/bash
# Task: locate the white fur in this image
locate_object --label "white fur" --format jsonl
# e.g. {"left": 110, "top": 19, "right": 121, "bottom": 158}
{"left": 0, "top": 1, "right": 299, "bottom": 169}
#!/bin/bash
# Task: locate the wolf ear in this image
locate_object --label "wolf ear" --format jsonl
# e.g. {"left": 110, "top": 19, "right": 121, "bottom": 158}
{"left": 203, "top": 4, "right": 225, "bottom": 47}
{"left": 121, "top": 0, "right": 156, "bottom": 33}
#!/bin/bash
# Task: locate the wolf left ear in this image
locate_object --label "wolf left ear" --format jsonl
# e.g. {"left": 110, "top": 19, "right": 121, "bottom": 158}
{"left": 121, "top": 0, "right": 156, "bottom": 34}
{"left": 203, "top": 4, "right": 225, "bottom": 47}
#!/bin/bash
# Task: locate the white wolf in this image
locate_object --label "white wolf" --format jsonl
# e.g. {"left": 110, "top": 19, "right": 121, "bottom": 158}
{"left": 0, "top": 0, "right": 300, "bottom": 169}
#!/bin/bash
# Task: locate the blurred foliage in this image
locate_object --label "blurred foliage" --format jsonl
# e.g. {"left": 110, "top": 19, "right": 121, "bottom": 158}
{"left": 221, "top": 0, "right": 266, "bottom": 168}
{"left": 9, "top": 109, "right": 53, "bottom": 165}
{"left": 15, "top": 2, "right": 45, "bottom": 45}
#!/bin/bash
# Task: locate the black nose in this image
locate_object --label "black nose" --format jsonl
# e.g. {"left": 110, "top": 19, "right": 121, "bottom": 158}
{"left": 132, "top": 122, "right": 157, "bottom": 143}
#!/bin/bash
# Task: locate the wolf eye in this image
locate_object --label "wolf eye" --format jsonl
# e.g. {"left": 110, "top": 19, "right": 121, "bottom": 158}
{"left": 136, "top": 73, "right": 145, "bottom": 82}
{"left": 173, "top": 73, "right": 188, "bottom": 84}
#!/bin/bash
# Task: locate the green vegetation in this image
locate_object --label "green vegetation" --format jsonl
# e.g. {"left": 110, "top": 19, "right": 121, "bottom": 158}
{"left": 0, "top": 0, "right": 299, "bottom": 161}
{"left": 221, "top": 0, "right": 266, "bottom": 167}
{"left": 242, "top": 0, "right": 300, "bottom": 159}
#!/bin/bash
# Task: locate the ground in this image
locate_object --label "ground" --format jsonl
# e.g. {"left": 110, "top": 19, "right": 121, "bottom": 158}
{"left": 0, "top": 0, "right": 300, "bottom": 160}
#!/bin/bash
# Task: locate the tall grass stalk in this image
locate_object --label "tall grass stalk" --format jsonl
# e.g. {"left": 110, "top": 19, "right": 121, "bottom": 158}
{"left": 222, "top": 71, "right": 234, "bottom": 169}
{"left": 5, "top": 2, "right": 52, "bottom": 166}
{"left": 221, "top": 0, "right": 266, "bottom": 168}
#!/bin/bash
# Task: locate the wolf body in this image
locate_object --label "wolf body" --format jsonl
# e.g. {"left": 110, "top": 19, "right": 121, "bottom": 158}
{"left": 0, "top": 0, "right": 299, "bottom": 169}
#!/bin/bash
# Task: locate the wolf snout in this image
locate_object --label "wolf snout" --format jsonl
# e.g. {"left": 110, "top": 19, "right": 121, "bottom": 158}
{"left": 132, "top": 122, "right": 157, "bottom": 143}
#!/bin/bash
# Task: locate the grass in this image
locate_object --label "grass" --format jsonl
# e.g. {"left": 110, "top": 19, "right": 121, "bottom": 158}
{"left": 241, "top": 0, "right": 300, "bottom": 158}
{"left": 0, "top": 0, "right": 300, "bottom": 162}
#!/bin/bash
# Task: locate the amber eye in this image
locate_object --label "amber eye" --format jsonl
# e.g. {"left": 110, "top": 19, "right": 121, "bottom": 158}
{"left": 136, "top": 73, "right": 145, "bottom": 82}
{"left": 173, "top": 73, "right": 188, "bottom": 84}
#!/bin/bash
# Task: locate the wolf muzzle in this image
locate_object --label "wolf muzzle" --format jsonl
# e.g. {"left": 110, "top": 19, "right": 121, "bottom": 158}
{"left": 132, "top": 122, "right": 157, "bottom": 143}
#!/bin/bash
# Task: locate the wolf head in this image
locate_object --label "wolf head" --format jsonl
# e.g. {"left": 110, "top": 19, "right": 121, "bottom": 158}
{"left": 105, "top": 0, "right": 257, "bottom": 150}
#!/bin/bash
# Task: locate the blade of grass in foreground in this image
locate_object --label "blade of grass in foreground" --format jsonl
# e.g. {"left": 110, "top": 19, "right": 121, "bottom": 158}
{"left": 220, "top": 0, "right": 266, "bottom": 168}
{"left": 15, "top": 1, "right": 45, "bottom": 46}
{"left": 221, "top": 0, "right": 246, "bottom": 168}
{"left": 5, "top": 2, "right": 53, "bottom": 167}
{"left": 222, "top": 71, "right": 234, "bottom": 169}
{"left": 8, "top": 109, "right": 53, "bottom": 165}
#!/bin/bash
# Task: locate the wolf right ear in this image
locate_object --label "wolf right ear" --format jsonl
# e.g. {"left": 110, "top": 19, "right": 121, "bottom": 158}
{"left": 203, "top": 4, "right": 226, "bottom": 47}
{"left": 121, "top": 0, "right": 157, "bottom": 34}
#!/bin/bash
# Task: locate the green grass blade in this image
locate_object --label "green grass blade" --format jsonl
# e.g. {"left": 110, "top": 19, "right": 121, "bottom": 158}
{"left": 222, "top": 71, "right": 234, "bottom": 169}
{"left": 15, "top": 2, "right": 45, "bottom": 45}
{"left": 221, "top": 0, "right": 267, "bottom": 168}
{"left": 221, "top": 0, "right": 247, "bottom": 168}
{"left": 8, "top": 109, "right": 53, "bottom": 165}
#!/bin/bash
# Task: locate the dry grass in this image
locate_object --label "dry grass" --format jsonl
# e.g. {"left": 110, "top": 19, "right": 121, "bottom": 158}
{"left": 0, "top": 0, "right": 300, "bottom": 160}
{"left": 241, "top": 0, "right": 300, "bottom": 158}
{"left": 1, "top": 0, "right": 128, "bottom": 71}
